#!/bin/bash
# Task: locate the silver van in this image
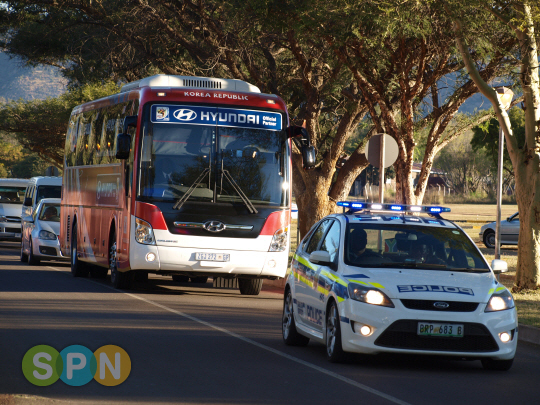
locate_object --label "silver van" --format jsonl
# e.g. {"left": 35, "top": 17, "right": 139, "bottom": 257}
{"left": 22, "top": 176, "right": 62, "bottom": 218}
{"left": 0, "top": 178, "right": 29, "bottom": 241}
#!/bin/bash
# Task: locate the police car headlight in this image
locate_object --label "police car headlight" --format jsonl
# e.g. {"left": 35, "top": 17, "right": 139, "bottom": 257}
{"left": 348, "top": 283, "right": 394, "bottom": 308}
{"left": 38, "top": 230, "right": 57, "bottom": 240}
{"left": 135, "top": 217, "right": 156, "bottom": 245}
{"left": 269, "top": 226, "right": 288, "bottom": 252}
{"left": 485, "top": 288, "right": 515, "bottom": 312}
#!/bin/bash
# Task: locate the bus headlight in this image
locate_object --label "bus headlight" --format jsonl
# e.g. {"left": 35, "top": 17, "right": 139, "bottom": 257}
{"left": 135, "top": 217, "right": 156, "bottom": 245}
{"left": 269, "top": 226, "right": 288, "bottom": 252}
{"left": 485, "top": 288, "right": 515, "bottom": 312}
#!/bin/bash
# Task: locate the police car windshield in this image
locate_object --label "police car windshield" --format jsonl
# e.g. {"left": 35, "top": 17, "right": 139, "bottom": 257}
{"left": 345, "top": 223, "right": 489, "bottom": 272}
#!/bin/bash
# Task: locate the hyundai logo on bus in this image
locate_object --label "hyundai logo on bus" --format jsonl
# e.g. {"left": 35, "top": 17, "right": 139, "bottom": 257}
{"left": 203, "top": 220, "right": 226, "bottom": 233}
{"left": 22, "top": 344, "right": 131, "bottom": 387}
{"left": 152, "top": 105, "right": 282, "bottom": 131}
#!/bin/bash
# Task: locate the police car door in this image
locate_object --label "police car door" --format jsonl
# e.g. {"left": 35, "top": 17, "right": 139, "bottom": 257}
{"left": 310, "top": 220, "right": 341, "bottom": 330}
{"left": 295, "top": 219, "right": 331, "bottom": 329}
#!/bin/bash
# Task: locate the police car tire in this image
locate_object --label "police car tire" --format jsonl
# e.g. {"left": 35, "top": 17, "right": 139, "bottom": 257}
{"left": 282, "top": 289, "right": 310, "bottom": 346}
{"left": 326, "top": 301, "right": 346, "bottom": 363}
{"left": 483, "top": 230, "right": 496, "bottom": 249}
{"left": 238, "top": 278, "right": 263, "bottom": 295}
{"left": 481, "top": 358, "right": 514, "bottom": 371}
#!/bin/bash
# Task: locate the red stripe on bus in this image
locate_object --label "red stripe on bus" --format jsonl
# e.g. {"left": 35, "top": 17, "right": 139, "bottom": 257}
{"left": 135, "top": 202, "right": 168, "bottom": 230}
{"left": 260, "top": 210, "right": 291, "bottom": 235}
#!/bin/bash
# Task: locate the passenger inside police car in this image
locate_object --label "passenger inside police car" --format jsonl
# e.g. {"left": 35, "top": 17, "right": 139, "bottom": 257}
{"left": 410, "top": 241, "right": 446, "bottom": 265}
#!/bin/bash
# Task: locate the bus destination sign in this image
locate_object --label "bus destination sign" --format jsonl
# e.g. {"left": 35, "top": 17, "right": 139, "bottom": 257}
{"left": 151, "top": 105, "right": 282, "bottom": 131}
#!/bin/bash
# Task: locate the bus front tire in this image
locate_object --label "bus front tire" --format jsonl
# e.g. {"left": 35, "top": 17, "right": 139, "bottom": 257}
{"left": 238, "top": 278, "right": 263, "bottom": 295}
{"left": 71, "top": 222, "right": 89, "bottom": 277}
{"left": 110, "top": 241, "right": 133, "bottom": 289}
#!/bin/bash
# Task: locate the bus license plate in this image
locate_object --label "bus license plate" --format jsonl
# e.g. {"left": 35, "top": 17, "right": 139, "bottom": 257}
{"left": 196, "top": 253, "right": 230, "bottom": 262}
{"left": 418, "top": 322, "right": 464, "bottom": 337}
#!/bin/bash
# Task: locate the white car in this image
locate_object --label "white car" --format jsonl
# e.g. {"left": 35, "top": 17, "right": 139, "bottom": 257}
{"left": 479, "top": 212, "right": 519, "bottom": 249}
{"left": 20, "top": 198, "right": 67, "bottom": 265}
{"left": 282, "top": 202, "right": 517, "bottom": 370}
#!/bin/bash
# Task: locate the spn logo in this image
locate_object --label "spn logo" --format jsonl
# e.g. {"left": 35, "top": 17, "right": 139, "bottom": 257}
{"left": 22, "top": 345, "right": 131, "bottom": 386}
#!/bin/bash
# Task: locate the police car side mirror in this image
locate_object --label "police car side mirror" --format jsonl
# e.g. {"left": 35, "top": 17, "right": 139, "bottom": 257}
{"left": 310, "top": 250, "right": 332, "bottom": 266}
{"left": 491, "top": 259, "right": 508, "bottom": 274}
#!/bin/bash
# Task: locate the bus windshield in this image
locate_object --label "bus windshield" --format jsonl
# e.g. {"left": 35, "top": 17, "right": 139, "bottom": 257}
{"left": 138, "top": 121, "right": 287, "bottom": 207}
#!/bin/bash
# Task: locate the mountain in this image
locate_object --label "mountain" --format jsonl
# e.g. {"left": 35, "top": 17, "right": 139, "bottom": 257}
{"left": 0, "top": 53, "right": 66, "bottom": 102}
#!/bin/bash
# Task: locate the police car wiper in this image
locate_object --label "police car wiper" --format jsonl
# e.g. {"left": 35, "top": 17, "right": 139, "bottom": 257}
{"left": 173, "top": 168, "right": 210, "bottom": 210}
{"left": 378, "top": 262, "right": 449, "bottom": 270}
{"left": 448, "top": 267, "right": 490, "bottom": 273}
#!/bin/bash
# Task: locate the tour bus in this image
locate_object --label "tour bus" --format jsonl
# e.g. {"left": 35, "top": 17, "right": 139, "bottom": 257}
{"left": 60, "top": 75, "right": 314, "bottom": 295}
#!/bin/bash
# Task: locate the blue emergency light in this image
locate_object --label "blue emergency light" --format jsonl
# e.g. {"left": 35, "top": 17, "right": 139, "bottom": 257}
{"left": 337, "top": 201, "right": 451, "bottom": 215}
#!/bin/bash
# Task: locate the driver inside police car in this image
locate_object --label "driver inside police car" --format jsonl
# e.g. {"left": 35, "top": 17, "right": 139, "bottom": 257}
{"left": 348, "top": 228, "right": 384, "bottom": 264}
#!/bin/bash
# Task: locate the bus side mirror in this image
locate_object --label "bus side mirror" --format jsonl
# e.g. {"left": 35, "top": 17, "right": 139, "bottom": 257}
{"left": 116, "top": 115, "right": 138, "bottom": 160}
{"left": 287, "top": 126, "right": 316, "bottom": 170}
{"left": 302, "top": 145, "right": 316, "bottom": 169}
{"left": 116, "top": 133, "right": 131, "bottom": 159}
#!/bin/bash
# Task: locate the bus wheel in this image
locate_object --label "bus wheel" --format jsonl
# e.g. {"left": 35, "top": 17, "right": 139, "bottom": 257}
{"left": 109, "top": 241, "right": 133, "bottom": 289}
{"left": 71, "top": 222, "right": 89, "bottom": 277}
{"left": 238, "top": 278, "right": 263, "bottom": 295}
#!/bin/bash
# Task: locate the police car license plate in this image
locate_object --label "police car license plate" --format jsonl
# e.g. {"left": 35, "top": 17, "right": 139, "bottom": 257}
{"left": 196, "top": 252, "right": 230, "bottom": 262}
{"left": 417, "top": 322, "right": 464, "bottom": 337}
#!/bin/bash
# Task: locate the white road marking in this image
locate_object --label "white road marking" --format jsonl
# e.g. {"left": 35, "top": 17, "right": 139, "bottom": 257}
{"left": 47, "top": 266, "right": 411, "bottom": 405}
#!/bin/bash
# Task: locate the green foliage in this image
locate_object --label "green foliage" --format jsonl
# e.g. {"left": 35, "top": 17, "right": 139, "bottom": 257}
{"left": 0, "top": 81, "right": 120, "bottom": 166}
{"left": 471, "top": 107, "right": 525, "bottom": 184}
{"left": 10, "top": 155, "right": 47, "bottom": 178}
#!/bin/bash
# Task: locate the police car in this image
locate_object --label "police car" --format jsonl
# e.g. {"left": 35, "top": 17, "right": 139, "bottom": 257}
{"left": 282, "top": 202, "right": 517, "bottom": 370}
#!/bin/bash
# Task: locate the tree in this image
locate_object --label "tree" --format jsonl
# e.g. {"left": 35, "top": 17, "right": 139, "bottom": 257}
{"left": 449, "top": 0, "right": 540, "bottom": 290}
{"left": 0, "top": 1, "right": 519, "bottom": 236}
{"left": 0, "top": 82, "right": 120, "bottom": 167}
{"left": 471, "top": 107, "right": 526, "bottom": 195}
{"left": 436, "top": 132, "right": 492, "bottom": 195}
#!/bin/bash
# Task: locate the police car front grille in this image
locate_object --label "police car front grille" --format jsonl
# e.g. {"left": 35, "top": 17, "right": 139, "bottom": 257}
{"left": 374, "top": 320, "right": 499, "bottom": 352}
{"left": 401, "top": 299, "right": 479, "bottom": 312}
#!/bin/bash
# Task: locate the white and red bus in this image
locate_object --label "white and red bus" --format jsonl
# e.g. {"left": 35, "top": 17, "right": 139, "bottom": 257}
{"left": 60, "top": 75, "right": 314, "bottom": 295}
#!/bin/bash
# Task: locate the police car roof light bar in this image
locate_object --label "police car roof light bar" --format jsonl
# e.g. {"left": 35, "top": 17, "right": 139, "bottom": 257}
{"left": 337, "top": 201, "right": 451, "bottom": 217}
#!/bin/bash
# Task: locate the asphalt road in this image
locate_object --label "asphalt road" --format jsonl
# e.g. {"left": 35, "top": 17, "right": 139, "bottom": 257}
{"left": 1, "top": 241, "right": 539, "bottom": 405}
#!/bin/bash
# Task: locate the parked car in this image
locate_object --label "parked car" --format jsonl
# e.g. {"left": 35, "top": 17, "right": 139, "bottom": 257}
{"left": 479, "top": 212, "right": 519, "bottom": 249}
{"left": 0, "top": 178, "right": 29, "bottom": 241}
{"left": 20, "top": 198, "right": 67, "bottom": 265}
{"left": 21, "top": 176, "right": 62, "bottom": 218}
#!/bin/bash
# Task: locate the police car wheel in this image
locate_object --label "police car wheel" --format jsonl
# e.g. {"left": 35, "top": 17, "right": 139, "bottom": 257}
{"left": 483, "top": 230, "right": 496, "bottom": 249}
{"left": 326, "top": 301, "right": 346, "bottom": 363}
{"left": 481, "top": 358, "right": 514, "bottom": 371}
{"left": 282, "top": 289, "right": 310, "bottom": 346}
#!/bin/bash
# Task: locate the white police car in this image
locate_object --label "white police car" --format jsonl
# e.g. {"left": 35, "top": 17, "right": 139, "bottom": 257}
{"left": 282, "top": 202, "right": 517, "bottom": 370}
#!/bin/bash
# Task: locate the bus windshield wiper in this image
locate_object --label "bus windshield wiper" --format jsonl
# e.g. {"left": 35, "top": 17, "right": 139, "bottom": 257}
{"left": 221, "top": 169, "right": 258, "bottom": 214}
{"left": 173, "top": 168, "right": 210, "bottom": 210}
